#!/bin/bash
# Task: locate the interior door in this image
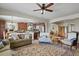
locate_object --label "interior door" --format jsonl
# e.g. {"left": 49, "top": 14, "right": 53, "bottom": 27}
{"left": 58, "top": 26, "right": 65, "bottom": 37}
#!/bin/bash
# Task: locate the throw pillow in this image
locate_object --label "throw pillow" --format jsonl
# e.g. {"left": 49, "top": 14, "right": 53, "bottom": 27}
{"left": 0, "top": 41, "right": 4, "bottom": 49}
{"left": 2, "top": 40, "right": 8, "bottom": 46}
{"left": 18, "top": 34, "right": 25, "bottom": 39}
{"left": 70, "top": 38, "right": 76, "bottom": 43}
{"left": 24, "top": 35, "right": 29, "bottom": 39}
{"left": 11, "top": 34, "right": 19, "bottom": 40}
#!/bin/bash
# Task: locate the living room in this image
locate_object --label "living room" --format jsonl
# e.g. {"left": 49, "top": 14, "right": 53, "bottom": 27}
{"left": 0, "top": 3, "right": 79, "bottom": 56}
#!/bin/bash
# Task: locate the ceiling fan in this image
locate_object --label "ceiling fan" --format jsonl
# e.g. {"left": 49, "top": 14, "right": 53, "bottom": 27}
{"left": 33, "top": 3, "right": 54, "bottom": 14}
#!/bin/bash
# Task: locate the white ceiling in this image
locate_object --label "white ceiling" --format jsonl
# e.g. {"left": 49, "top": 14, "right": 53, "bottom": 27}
{"left": 0, "top": 3, "right": 79, "bottom": 21}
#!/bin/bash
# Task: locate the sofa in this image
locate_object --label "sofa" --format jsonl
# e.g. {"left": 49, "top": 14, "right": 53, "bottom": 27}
{"left": 8, "top": 32, "right": 32, "bottom": 49}
{"left": 10, "top": 39, "right": 32, "bottom": 49}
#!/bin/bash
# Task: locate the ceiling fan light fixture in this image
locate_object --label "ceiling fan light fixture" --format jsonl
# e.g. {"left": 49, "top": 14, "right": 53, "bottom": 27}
{"left": 34, "top": 3, "right": 54, "bottom": 14}
{"left": 41, "top": 10, "right": 45, "bottom": 14}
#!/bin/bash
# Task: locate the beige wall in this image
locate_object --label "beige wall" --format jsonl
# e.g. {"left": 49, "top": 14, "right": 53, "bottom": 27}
{"left": 50, "top": 18, "right": 79, "bottom": 32}
{"left": 62, "top": 19, "right": 79, "bottom": 32}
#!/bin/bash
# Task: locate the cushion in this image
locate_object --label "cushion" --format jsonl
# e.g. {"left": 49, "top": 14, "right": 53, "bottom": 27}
{"left": 8, "top": 36, "right": 14, "bottom": 41}
{"left": 18, "top": 34, "right": 25, "bottom": 39}
{"left": 12, "top": 34, "right": 19, "bottom": 40}
{"left": 0, "top": 41, "right": 4, "bottom": 49}
{"left": 2, "top": 40, "right": 8, "bottom": 46}
{"left": 24, "top": 35, "right": 29, "bottom": 39}
{"left": 70, "top": 38, "right": 76, "bottom": 43}
{"left": 68, "top": 33, "right": 76, "bottom": 41}
{"left": 9, "top": 34, "right": 19, "bottom": 40}
{"left": 40, "top": 32, "right": 49, "bottom": 38}
{"left": 61, "top": 39, "right": 72, "bottom": 45}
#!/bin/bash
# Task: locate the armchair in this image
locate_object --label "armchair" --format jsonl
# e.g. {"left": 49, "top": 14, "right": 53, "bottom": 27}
{"left": 39, "top": 32, "right": 52, "bottom": 44}
{"left": 60, "top": 32, "right": 78, "bottom": 49}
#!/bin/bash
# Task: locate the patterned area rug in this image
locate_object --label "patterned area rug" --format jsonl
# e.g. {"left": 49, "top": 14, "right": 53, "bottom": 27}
{"left": 11, "top": 42, "right": 78, "bottom": 56}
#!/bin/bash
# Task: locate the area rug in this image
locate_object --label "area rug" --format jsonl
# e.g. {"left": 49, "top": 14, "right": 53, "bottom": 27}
{"left": 11, "top": 43, "right": 75, "bottom": 56}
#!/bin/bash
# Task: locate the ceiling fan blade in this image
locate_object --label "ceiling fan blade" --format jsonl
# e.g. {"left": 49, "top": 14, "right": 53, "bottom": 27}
{"left": 33, "top": 9, "right": 41, "bottom": 11}
{"left": 36, "top": 3, "right": 42, "bottom": 8}
{"left": 45, "top": 3, "right": 54, "bottom": 8}
{"left": 45, "top": 9, "right": 53, "bottom": 12}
